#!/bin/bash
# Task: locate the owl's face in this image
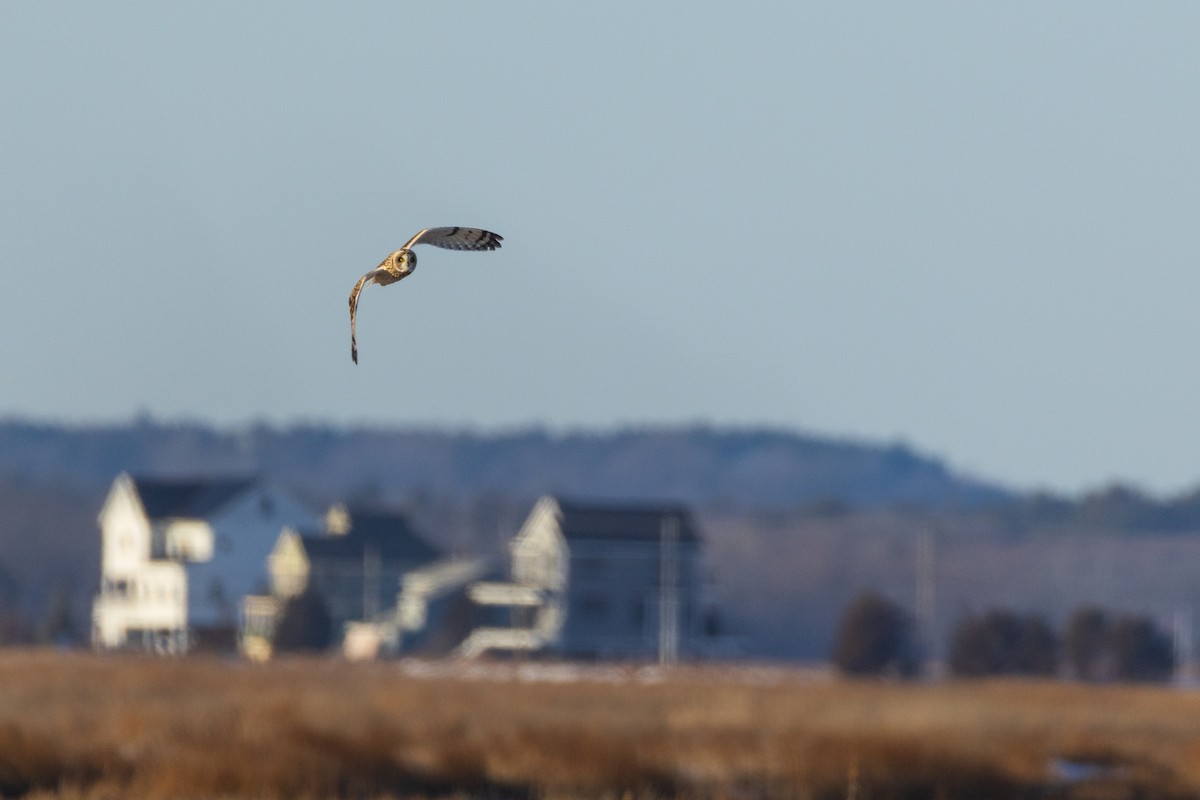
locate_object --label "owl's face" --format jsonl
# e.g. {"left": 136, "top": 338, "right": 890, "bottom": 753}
{"left": 392, "top": 249, "right": 417, "bottom": 274}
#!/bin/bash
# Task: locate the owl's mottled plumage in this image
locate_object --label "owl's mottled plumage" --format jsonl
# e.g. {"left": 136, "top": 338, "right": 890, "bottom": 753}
{"left": 348, "top": 227, "right": 503, "bottom": 363}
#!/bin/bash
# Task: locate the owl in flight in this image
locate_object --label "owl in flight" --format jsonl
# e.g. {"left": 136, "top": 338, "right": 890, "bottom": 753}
{"left": 348, "top": 227, "right": 503, "bottom": 363}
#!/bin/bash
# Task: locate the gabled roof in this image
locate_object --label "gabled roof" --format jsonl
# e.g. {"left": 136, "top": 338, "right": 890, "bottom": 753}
{"left": 301, "top": 508, "right": 442, "bottom": 564}
{"left": 131, "top": 475, "right": 258, "bottom": 520}
{"left": 556, "top": 499, "right": 701, "bottom": 543}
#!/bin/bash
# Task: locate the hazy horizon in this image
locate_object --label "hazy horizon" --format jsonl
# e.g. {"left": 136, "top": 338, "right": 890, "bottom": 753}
{"left": 0, "top": 411, "right": 1169, "bottom": 500}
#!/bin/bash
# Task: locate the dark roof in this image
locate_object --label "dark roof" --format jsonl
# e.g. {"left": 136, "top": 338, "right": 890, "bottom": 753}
{"left": 132, "top": 475, "right": 257, "bottom": 520}
{"left": 302, "top": 509, "right": 442, "bottom": 564}
{"left": 556, "top": 499, "right": 701, "bottom": 543}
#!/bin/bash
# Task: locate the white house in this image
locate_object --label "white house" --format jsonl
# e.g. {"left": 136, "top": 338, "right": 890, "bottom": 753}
{"left": 91, "top": 472, "right": 317, "bottom": 653}
{"left": 459, "top": 495, "right": 719, "bottom": 660}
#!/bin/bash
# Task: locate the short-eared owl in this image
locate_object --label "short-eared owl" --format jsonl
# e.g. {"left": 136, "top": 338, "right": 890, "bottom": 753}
{"left": 348, "top": 227, "right": 503, "bottom": 363}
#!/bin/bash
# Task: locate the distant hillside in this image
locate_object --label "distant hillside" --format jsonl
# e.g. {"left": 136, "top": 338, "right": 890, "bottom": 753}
{"left": 7, "top": 419, "right": 1200, "bottom": 658}
{"left": 0, "top": 419, "right": 1011, "bottom": 511}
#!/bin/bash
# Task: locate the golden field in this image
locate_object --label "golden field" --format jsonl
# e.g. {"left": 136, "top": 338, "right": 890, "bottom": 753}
{"left": 1, "top": 652, "right": 1199, "bottom": 800}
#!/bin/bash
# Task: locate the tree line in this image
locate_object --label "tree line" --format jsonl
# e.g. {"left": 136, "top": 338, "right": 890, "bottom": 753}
{"left": 833, "top": 592, "right": 1177, "bottom": 683}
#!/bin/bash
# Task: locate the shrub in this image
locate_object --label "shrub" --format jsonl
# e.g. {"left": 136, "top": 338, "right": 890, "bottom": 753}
{"left": 1107, "top": 615, "right": 1174, "bottom": 683}
{"left": 1064, "top": 606, "right": 1110, "bottom": 681}
{"left": 948, "top": 610, "right": 1058, "bottom": 677}
{"left": 832, "top": 592, "right": 917, "bottom": 677}
{"left": 1063, "top": 607, "right": 1174, "bottom": 683}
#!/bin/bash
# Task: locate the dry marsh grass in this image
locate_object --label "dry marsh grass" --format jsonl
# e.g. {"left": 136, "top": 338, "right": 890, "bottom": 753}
{"left": 1, "top": 652, "right": 1199, "bottom": 799}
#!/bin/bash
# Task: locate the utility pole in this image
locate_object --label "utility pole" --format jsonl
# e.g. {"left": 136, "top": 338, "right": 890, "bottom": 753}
{"left": 659, "top": 514, "right": 680, "bottom": 666}
{"left": 363, "top": 544, "right": 381, "bottom": 621}
{"left": 1173, "top": 606, "right": 1194, "bottom": 685}
{"left": 915, "top": 526, "right": 937, "bottom": 677}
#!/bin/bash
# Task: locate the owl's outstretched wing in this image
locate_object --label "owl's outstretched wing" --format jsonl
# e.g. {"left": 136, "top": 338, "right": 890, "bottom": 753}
{"left": 348, "top": 268, "right": 386, "bottom": 364}
{"left": 402, "top": 227, "right": 503, "bottom": 252}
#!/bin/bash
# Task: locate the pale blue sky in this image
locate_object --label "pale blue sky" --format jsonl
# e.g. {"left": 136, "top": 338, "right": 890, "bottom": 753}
{"left": 3, "top": 3, "right": 1199, "bottom": 495}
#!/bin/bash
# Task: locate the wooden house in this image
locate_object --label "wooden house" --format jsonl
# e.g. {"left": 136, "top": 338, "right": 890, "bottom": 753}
{"left": 91, "top": 472, "right": 317, "bottom": 653}
{"left": 462, "top": 495, "right": 716, "bottom": 660}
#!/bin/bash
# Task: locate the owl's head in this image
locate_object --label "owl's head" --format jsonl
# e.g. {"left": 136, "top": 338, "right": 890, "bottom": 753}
{"left": 394, "top": 249, "right": 417, "bottom": 272}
